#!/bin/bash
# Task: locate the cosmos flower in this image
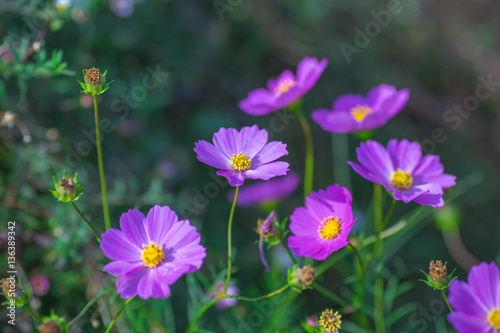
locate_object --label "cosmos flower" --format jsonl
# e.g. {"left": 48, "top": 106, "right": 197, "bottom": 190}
{"left": 288, "top": 184, "right": 357, "bottom": 260}
{"left": 348, "top": 139, "right": 456, "bottom": 207}
{"left": 311, "top": 84, "right": 409, "bottom": 133}
{"left": 30, "top": 275, "right": 50, "bottom": 296}
{"left": 228, "top": 171, "right": 300, "bottom": 207}
{"left": 319, "top": 309, "right": 342, "bottom": 333}
{"left": 194, "top": 125, "right": 289, "bottom": 187}
{"left": 100, "top": 205, "right": 206, "bottom": 299}
{"left": 447, "top": 262, "right": 500, "bottom": 333}
{"left": 210, "top": 282, "right": 239, "bottom": 310}
{"left": 239, "top": 57, "right": 328, "bottom": 116}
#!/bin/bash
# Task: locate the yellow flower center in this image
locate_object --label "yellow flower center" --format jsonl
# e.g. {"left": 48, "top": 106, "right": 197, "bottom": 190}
{"left": 488, "top": 308, "right": 500, "bottom": 329}
{"left": 230, "top": 152, "right": 252, "bottom": 171}
{"left": 390, "top": 168, "right": 413, "bottom": 190}
{"left": 275, "top": 79, "right": 296, "bottom": 97}
{"left": 319, "top": 309, "right": 342, "bottom": 332}
{"left": 318, "top": 216, "right": 340, "bottom": 240}
{"left": 142, "top": 241, "right": 165, "bottom": 268}
{"left": 350, "top": 104, "right": 373, "bottom": 122}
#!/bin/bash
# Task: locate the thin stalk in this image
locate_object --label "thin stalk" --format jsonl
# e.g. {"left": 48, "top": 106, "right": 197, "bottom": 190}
{"left": 71, "top": 202, "right": 102, "bottom": 242}
{"left": 186, "top": 284, "right": 290, "bottom": 333}
{"left": 373, "top": 183, "right": 386, "bottom": 333}
{"left": 441, "top": 290, "right": 452, "bottom": 312}
{"left": 347, "top": 243, "right": 369, "bottom": 329}
{"left": 93, "top": 95, "right": 111, "bottom": 230}
{"left": 382, "top": 199, "right": 397, "bottom": 230}
{"left": 224, "top": 186, "right": 239, "bottom": 293}
{"left": 105, "top": 297, "right": 134, "bottom": 333}
{"left": 23, "top": 304, "right": 42, "bottom": 323}
{"left": 296, "top": 109, "right": 314, "bottom": 198}
{"left": 281, "top": 239, "right": 297, "bottom": 264}
{"left": 66, "top": 293, "right": 102, "bottom": 328}
{"left": 311, "top": 282, "right": 348, "bottom": 306}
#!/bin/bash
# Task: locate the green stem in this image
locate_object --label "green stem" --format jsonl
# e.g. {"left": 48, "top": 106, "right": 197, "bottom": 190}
{"left": 66, "top": 293, "right": 103, "bottom": 328}
{"left": 281, "top": 239, "right": 297, "bottom": 264}
{"left": 373, "top": 183, "right": 386, "bottom": 333}
{"left": 311, "top": 281, "right": 348, "bottom": 306}
{"left": 225, "top": 186, "right": 239, "bottom": 293}
{"left": 93, "top": 95, "right": 111, "bottom": 230}
{"left": 296, "top": 109, "right": 314, "bottom": 198}
{"left": 105, "top": 297, "right": 134, "bottom": 333}
{"left": 347, "top": 243, "right": 369, "bottom": 329}
{"left": 441, "top": 290, "right": 452, "bottom": 312}
{"left": 23, "top": 304, "right": 42, "bottom": 323}
{"left": 186, "top": 284, "right": 290, "bottom": 333}
{"left": 71, "top": 202, "right": 102, "bottom": 242}
{"left": 382, "top": 199, "right": 397, "bottom": 230}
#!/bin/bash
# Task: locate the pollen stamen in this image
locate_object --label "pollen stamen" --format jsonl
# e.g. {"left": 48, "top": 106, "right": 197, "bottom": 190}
{"left": 318, "top": 216, "right": 340, "bottom": 240}
{"left": 142, "top": 241, "right": 165, "bottom": 268}
{"left": 319, "top": 309, "right": 342, "bottom": 332}
{"left": 350, "top": 104, "right": 373, "bottom": 122}
{"left": 390, "top": 168, "right": 413, "bottom": 190}
{"left": 274, "top": 79, "right": 296, "bottom": 97}
{"left": 230, "top": 152, "right": 252, "bottom": 171}
{"left": 488, "top": 308, "right": 500, "bottom": 329}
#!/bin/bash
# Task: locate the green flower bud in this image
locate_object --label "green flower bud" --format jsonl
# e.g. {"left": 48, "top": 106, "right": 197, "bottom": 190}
{"left": 79, "top": 67, "right": 112, "bottom": 96}
{"left": 287, "top": 264, "right": 316, "bottom": 292}
{"left": 420, "top": 260, "right": 456, "bottom": 290}
{"left": 51, "top": 171, "right": 83, "bottom": 202}
{"left": 38, "top": 311, "right": 67, "bottom": 333}
{"left": 1, "top": 277, "right": 30, "bottom": 306}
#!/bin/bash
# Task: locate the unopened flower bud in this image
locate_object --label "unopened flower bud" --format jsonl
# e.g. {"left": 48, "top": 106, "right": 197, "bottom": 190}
{"left": 51, "top": 172, "right": 83, "bottom": 202}
{"left": 288, "top": 265, "right": 316, "bottom": 292}
{"left": 1, "top": 277, "right": 30, "bottom": 306}
{"left": 38, "top": 319, "right": 62, "bottom": 333}
{"left": 38, "top": 312, "right": 67, "bottom": 333}
{"left": 420, "top": 260, "right": 456, "bottom": 290}
{"left": 79, "top": 67, "right": 112, "bottom": 95}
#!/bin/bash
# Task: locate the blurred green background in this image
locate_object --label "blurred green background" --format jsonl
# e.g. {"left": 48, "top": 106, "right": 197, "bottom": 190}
{"left": 1, "top": 0, "right": 500, "bottom": 332}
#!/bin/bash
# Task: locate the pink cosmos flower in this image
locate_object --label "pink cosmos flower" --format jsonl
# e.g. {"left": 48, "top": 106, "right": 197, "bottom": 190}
{"left": 447, "top": 262, "right": 500, "bottom": 333}
{"left": 194, "top": 125, "right": 289, "bottom": 187}
{"left": 288, "top": 184, "right": 357, "bottom": 260}
{"left": 312, "top": 84, "right": 409, "bottom": 133}
{"left": 100, "top": 205, "right": 206, "bottom": 299}
{"left": 239, "top": 57, "right": 328, "bottom": 116}
{"left": 348, "top": 139, "right": 456, "bottom": 207}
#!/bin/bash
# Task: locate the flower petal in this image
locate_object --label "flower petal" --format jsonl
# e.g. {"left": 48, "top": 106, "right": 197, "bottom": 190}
{"left": 244, "top": 161, "right": 289, "bottom": 180}
{"left": 238, "top": 125, "right": 268, "bottom": 158}
{"left": 311, "top": 109, "right": 359, "bottom": 133}
{"left": 238, "top": 88, "right": 276, "bottom": 116}
{"left": 296, "top": 57, "right": 328, "bottom": 91}
{"left": 194, "top": 140, "right": 229, "bottom": 169}
{"left": 252, "top": 141, "right": 288, "bottom": 164}
{"left": 137, "top": 269, "right": 171, "bottom": 299}
{"left": 386, "top": 139, "right": 422, "bottom": 173}
{"left": 119, "top": 209, "right": 148, "bottom": 246}
{"left": 216, "top": 169, "right": 245, "bottom": 187}
{"left": 145, "top": 205, "right": 178, "bottom": 245}
{"left": 100, "top": 228, "right": 142, "bottom": 261}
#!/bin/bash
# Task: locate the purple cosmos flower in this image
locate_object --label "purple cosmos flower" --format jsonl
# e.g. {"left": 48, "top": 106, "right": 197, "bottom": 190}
{"left": 447, "top": 262, "right": 500, "bottom": 333}
{"left": 239, "top": 57, "right": 328, "bottom": 116}
{"left": 348, "top": 139, "right": 456, "bottom": 208}
{"left": 30, "top": 275, "right": 50, "bottom": 296}
{"left": 100, "top": 205, "right": 206, "bottom": 300}
{"left": 194, "top": 125, "right": 289, "bottom": 187}
{"left": 288, "top": 184, "right": 357, "bottom": 260}
{"left": 312, "top": 84, "right": 409, "bottom": 133}
{"left": 211, "top": 282, "right": 239, "bottom": 310}
{"left": 228, "top": 171, "right": 300, "bottom": 207}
